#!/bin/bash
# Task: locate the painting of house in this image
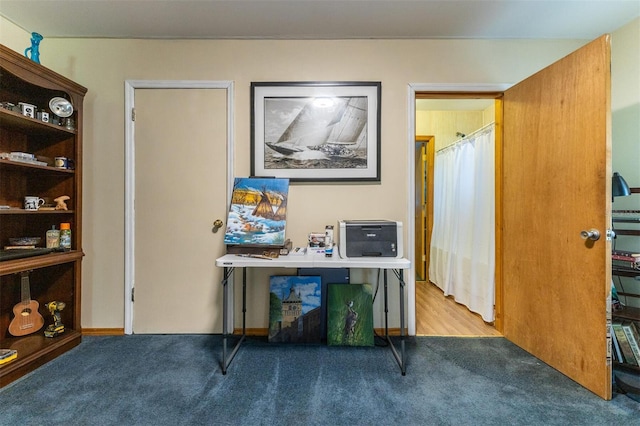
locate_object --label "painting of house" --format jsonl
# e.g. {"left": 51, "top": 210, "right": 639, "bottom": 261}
{"left": 269, "top": 275, "right": 322, "bottom": 343}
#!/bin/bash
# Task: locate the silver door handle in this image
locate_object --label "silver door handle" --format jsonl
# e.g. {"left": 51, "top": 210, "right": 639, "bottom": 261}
{"left": 580, "top": 229, "right": 600, "bottom": 241}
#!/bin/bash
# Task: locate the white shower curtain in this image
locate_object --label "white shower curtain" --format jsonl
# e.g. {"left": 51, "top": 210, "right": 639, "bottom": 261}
{"left": 429, "top": 123, "right": 495, "bottom": 322}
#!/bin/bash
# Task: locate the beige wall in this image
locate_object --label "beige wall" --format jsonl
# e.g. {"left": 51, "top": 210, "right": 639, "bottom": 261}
{"left": 0, "top": 17, "right": 26, "bottom": 53}
{"left": 417, "top": 110, "right": 485, "bottom": 150}
{"left": 612, "top": 17, "right": 640, "bottom": 209}
{"left": 3, "top": 16, "right": 638, "bottom": 329}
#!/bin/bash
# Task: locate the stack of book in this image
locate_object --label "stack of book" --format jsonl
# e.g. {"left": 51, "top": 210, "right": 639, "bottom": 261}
{"left": 0, "top": 349, "right": 17, "bottom": 366}
{"left": 611, "top": 320, "right": 640, "bottom": 366}
{"left": 612, "top": 250, "right": 640, "bottom": 271}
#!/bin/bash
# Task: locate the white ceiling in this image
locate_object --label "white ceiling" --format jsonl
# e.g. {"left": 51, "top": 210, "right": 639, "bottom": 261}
{"left": 0, "top": 0, "right": 638, "bottom": 40}
{"left": 2, "top": 1, "right": 636, "bottom": 112}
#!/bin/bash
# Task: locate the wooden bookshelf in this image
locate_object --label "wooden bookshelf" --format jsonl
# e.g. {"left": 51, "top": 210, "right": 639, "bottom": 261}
{"left": 611, "top": 188, "right": 640, "bottom": 392}
{"left": 0, "top": 44, "right": 86, "bottom": 387}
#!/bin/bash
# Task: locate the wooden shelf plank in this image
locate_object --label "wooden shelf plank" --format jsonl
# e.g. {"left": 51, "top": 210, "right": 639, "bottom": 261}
{"left": 612, "top": 267, "right": 640, "bottom": 278}
{"left": 0, "top": 158, "right": 75, "bottom": 174}
{"left": 0, "top": 209, "right": 76, "bottom": 215}
{"left": 612, "top": 218, "right": 640, "bottom": 223}
{"left": 0, "top": 250, "right": 84, "bottom": 276}
{"left": 0, "top": 330, "right": 81, "bottom": 387}
{"left": 0, "top": 108, "right": 76, "bottom": 136}
{"left": 613, "top": 305, "right": 640, "bottom": 322}
{"left": 616, "top": 229, "right": 640, "bottom": 236}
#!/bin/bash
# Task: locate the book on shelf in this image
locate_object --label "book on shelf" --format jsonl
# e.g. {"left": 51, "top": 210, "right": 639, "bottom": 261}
{"left": 612, "top": 321, "right": 638, "bottom": 365}
{"left": 612, "top": 250, "right": 640, "bottom": 262}
{"left": 631, "top": 321, "right": 640, "bottom": 341}
{"left": 0, "top": 348, "right": 17, "bottom": 360}
{"left": 0, "top": 349, "right": 18, "bottom": 366}
{"left": 611, "top": 324, "right": 624, "bottom": 363}
{"left": 612, "top": 259, "right": 640, "bottom": 271}
{"left": 622, "top": 321, "right": 640, "bottom": 364}
{"left": 612, "top": 256, "right": 640, "bottom": 263}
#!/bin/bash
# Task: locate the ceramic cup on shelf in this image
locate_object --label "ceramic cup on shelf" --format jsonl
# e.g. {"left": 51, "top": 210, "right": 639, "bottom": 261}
{"left": 54, "top": 157, "right": 67, "bottom": 168}
{"left": 24, "top": 196, "right": 45, "bottom": 211}
{"left": 54, "top": 157, "right": 75, "bottom": 169}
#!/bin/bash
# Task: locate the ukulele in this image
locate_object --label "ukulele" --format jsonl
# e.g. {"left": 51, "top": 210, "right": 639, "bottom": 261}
{"left": 8, "top": 271, "right": 44, "bottom": 336}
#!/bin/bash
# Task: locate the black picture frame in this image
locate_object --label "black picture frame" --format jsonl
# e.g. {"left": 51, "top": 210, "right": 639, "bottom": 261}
{"left": 251, "top": 81, "right": 381, "bottom": 182}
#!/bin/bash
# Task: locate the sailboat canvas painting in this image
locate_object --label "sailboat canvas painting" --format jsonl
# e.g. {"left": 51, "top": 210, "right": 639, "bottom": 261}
{"left": 251, "top": 82, "right": 381, "bottom": 182}
{"left": 224, "top": 177, "right": 289, "bottom": 246}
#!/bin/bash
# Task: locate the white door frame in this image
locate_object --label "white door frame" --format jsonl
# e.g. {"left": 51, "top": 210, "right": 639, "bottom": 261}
{"left": 406, "top": 83, "right": 510, "bottom": 335}
{"left": 124, "top": 80, "right": 235, "bottom": 335}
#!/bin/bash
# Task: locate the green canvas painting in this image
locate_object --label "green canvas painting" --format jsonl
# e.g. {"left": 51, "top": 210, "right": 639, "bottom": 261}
{"left": 327, "top": 283, "right": 374, "bottom": 346}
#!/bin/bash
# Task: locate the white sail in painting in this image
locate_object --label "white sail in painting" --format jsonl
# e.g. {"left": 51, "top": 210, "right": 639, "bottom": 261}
{"left": 266, "top": 96, "right": 367, "bottom": 158}
{"left": 324, "top": 97, "right": 367, "bottom": 145}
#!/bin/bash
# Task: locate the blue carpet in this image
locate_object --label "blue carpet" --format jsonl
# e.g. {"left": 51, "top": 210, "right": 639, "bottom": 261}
{"left": 0, "top": 335, "right": 638, "bottom": 425}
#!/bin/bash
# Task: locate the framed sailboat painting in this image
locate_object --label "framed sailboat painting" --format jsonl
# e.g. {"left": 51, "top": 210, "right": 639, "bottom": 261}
{"left": 251, "top": 81, "right": 381, "bottom": 182}
{"left": 224, "top": 177, "right": 289, "bottom": 246}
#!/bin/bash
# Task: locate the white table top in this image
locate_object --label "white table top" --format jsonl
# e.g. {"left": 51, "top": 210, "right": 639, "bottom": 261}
{"left": 215, "top": 253, "right": 410, "bottom": 269}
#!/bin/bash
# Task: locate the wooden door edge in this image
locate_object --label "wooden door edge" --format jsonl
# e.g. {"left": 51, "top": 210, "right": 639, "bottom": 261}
{"left": 494, "top": 97, "right": 504, "bottom": 333}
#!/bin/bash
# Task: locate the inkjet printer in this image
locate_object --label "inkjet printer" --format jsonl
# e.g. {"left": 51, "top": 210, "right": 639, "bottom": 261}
{"left": 338, "top": 220, "right": 403, "bottom": 259}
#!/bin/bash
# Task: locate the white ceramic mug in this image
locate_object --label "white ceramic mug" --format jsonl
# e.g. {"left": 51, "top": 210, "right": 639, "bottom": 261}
{"left": 24, "top": 196, "right": 45, "bottom": 211}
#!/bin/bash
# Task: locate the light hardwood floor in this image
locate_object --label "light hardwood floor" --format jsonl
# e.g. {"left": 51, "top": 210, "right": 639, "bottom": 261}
{"left": 415, "top": 281, "right": 502, "bottom": 336}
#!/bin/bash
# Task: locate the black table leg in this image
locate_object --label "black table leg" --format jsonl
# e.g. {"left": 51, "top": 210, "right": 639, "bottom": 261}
{"left": 385, "top": 268, "right": 407, "bottom": 375}
{"left": 221, "top": 266, "right": 246, "bottom": 374}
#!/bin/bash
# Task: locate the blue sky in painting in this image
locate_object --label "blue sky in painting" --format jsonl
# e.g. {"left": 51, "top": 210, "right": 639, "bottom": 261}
{"left": 270, "top": 276, "right": 321, "bottom": 314}
{"left": 233, "top": 177, "right": 289, "bottom": 194}
{"left": 225, "top": 177, "right": 290, "bottom": 245}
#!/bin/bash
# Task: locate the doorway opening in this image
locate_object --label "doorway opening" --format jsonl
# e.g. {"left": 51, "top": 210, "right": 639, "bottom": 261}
{"left": 409, "top": 37, "right": 613, "bottom": 399}
{"left": 414, "top": 93, "right": 502, "bottom": 337}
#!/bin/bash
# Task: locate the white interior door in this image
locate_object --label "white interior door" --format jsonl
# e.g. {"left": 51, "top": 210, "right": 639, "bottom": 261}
{"left": 132, "top": 87, "right": 228, "bottom": 333}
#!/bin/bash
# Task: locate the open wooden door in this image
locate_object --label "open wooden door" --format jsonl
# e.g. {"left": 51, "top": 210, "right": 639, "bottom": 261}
{"left": 501, "top": 35, "right": 612, "bottom": 399}
{"left": 415, "top": 136, "right": 433, "bottom": 281}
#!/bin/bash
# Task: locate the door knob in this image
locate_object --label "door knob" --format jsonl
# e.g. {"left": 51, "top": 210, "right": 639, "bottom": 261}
{"left": 580, "top": 229, "right": 600, "bottom": 241}
{"left": 212, "top": 219, "right": 224, "bottom": 233}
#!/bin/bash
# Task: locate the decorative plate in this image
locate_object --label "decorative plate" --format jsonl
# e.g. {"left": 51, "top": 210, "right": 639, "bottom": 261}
{"left": 49, "top": 97, "right": 74, "bottom": 118}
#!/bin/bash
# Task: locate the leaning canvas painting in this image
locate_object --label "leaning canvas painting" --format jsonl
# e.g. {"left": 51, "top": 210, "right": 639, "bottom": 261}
{"left": 327, "top": 283, "right": 374, "bottom": 347}
{"left": 269, "top": 275, "right": 322, "bottom": 343}
{"left": 224, "top": 177, "right": 289, "bottom": 245}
